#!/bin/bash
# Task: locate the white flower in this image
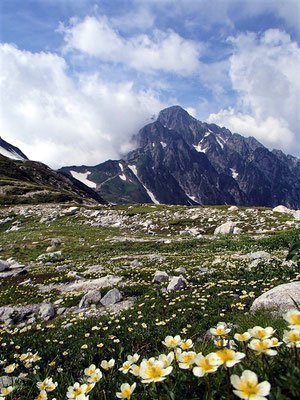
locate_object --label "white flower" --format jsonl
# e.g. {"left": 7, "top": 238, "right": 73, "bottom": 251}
{"left": 231, "top": 369, "right": 271, "bottom": 400}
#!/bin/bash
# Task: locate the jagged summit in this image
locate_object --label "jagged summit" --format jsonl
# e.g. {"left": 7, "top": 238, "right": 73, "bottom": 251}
{"left": 61, "top": 106, "right": 300, "bottom": 207}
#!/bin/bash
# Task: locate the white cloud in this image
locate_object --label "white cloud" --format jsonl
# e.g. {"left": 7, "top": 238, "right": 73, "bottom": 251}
{"left": 208, "top": 29, "right": 300, "bottom": 156}
{"left": 0, "top": 43, "right": 165, "bottom": 168}
{"left": 60, "top": 16, "right": 202, "bottom": 75}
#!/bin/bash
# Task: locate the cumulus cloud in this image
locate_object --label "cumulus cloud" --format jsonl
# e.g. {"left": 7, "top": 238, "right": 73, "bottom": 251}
{"left": 208, "top": 29, "right": 300, "bottom": 156}
{"left": 0, "top": 43, "right": 164, "bottom": 168}
{"left": 60, "top": 16, "right": 202, "bottom": 75}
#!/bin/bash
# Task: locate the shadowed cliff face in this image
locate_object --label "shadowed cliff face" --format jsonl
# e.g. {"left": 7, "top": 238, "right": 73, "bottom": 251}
{"left": 61, "top": 106, "right": 300, "bottom": 207}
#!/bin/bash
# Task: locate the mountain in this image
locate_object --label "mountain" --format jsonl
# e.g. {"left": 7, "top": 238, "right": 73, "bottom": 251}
{"left": 0, "top": 139, "right": 106, "bottom": 205}
{"left": 61, "top": 106, "right": 300, "bottom": 207}
{"left": 0, "top": 137, "right": 28, "bottom": 160}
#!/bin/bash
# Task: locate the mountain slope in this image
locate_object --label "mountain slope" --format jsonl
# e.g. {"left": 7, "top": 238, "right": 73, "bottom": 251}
{"left": 61, "top": 106, "right": 300, "bottom": 207}
{"left": 0, "top": 137, "right": 28, "bottom": 160}
{"left": 0, "top": 153, "right": 106, "bottom": 205}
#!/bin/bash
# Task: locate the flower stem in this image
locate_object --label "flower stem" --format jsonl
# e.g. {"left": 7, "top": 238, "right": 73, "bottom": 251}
{"left": 207, "top": 374, "right": 212, "bottom": 399}
{"left": 155, "top": 382, "right": 161, "bottom": 400}
{"left": 226, "top": 368, "right": 231, "bottom": 400}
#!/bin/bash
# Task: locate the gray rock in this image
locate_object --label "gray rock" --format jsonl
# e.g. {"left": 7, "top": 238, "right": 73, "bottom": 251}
{"left": 56, "top": 265, "right": 67, "bottom": 272}
{"left": 153, "top": 270, "right": 169, "bottom": 283}
{"left": 0, "top": 375, "right": 18, "bottom": 387}
{"left": 51, "top": 238, "right": 62, "bottom": 247}
{"left": 272, "top": 205, "right": 291, "bottom": 214}
{"left": 79, "top": 290, "right": 101, "bottom": 308}
{"left": 100, "top": 288, "right": 123, "bottom": 307}
{"left": 167, "top": 275, "right": 187, "bottom": 292}
{"left": 57, "top": 307, "right": 66, "bottom": 316}
{"left": 0, "top": 260, "right": 10, "bottom": 272}
{"left": 214, "top": 222, "right": 238, "bottom": 235}
{"left": 246, "top": 251, "right": 271, "bottom": 260}
{"left": 250, "top": 281, "right": 300, "bottom": 313}
{"left": 39, "top": 303, "right": 55, "bottom": 320}
{"left": 228, "top": 206, "right": 239, "bottom": 212}
{"left": 174, "top": 267, "right": 187, "bottom": 274}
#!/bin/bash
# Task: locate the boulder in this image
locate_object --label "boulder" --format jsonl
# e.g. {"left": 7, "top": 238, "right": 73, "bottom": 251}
{"left": 214, "top": 222, "right": 239, "bottom": 235}
{"left": 153, "top": 270, "right": 169, "bottom": 283}
{"left": 272, "top": 205, "right": 291, "bottom": 214}
{"left": 79, "top": 290, "right": 101, "bottom": 308}
{"left": 100, "top": 289, "right": 123, "bottom": 307}
{"left": 0, "top": 260, "right": 10, "bottom": 272}
{"left": 250, "top": 281, "right": 300, "bottom": 313}
{"left": 39, "top": 303, "right": 55, "bottom": 320}
{"left": 174, "top": 267, "right": 187, "bottom": 274}
{"left": 228, "top": 206, "right": 239, "bottom": 212}
{"left": 246, "top": 251, "right": 271, "bottom": 260}
{"left": 167, "top": 276, "right": 187, "bottom": 292}
{"left": 51, "top": 238, "right": 62, "bottom": 247}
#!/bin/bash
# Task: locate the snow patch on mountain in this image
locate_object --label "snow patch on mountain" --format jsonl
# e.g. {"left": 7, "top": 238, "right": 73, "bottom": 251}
{"left": 119, "top": 174, "right": 127, "bottom": 181}
{"left": 193, "top": 143, "right": 207, "bottom": 153}
{"left": 0, "top": 146, "right": 25, "bottom": 161}
{"left": 128, "top": 164, "right": 160, "bottom": 204}
{"left": 230, "top": 168, "right": 239, "bottom": 179}
{"left": 119, "top": 163, "right": 124, "bottom": 172}
{"left": 160, "top": 142, "right": 167, "bottom": 148}
{"left": 70, "top": 171, "right": 97, "bottom": 188}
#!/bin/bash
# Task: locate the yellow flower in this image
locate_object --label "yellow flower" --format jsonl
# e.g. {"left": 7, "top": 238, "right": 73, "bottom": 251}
{"left": 116, "top": 382, "right": 136, "bottom": 399}
{"left": 210, "top": 324, "right": 231, "bottom": 336}
{"left": 216, "top": 348, "right": 245, "bottom": 367}
{"left": 248, "top": 326, "right": 275, "bottom": 340}
{"left": 162, "top": 335, "right": 182, "bottom": 348}
{"left": 234, "top": 332, "right": 251, "bottom": 342}
{"left": 193, "top": 352, "right": 222, "bottom": 377}
{"left": 283, "top": 329, "right": 300, "bottom": 347}
{"left": 284, "top": 310, "right": 300, "bottom": 330}
{"left": 139, "top": 360, "right": 173, "bottom": 383}
{"left": 177, "top": 351, "right": 196, "bottom": 369}
{"left": 231, "top": 369, "right": 271, "bottom": 400}
{"left": 248, "top": 339, "right": 277, "bottom": 356}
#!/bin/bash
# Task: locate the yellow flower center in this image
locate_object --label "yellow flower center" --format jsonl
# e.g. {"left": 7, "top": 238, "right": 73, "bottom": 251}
{"left": 255, "top": 341, "right": 269, "bottom": 350}
{"left": 122, "top": 388, "right": 131, "bottom": 396}
{"left": 255, "top": 330, "right": 267, "bottom": 339}
{"left": 216, "top": 327, "right": 225, "bottom": 335}
{"left": 199, "top": 358, "right": 214, "bottom": 372}
{"left": 290, "top": 315, "right": 300, "bottom": 325}
{"left": 181, "top": 342, "right": 190, "bottom": 349}
{"left": 289, "top": 332, "right": 300, "bottom": 342}
{"left": 147, "top": 365, "right": 163, "bottom": 379}
{"left": 239, "top": 381, "right": 259, "bottom": 396}
{"left": 74, "top": 388, "right": 83, "bottom": 396}
{"left": 182, "top": 354, "right": 195, "bottom": 364}
{"left": 217, "top": 349, "right": 235, "bottom": 362}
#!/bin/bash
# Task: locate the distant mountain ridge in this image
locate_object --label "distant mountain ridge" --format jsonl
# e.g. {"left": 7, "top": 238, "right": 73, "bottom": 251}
{"left": 0, "top": 139, "right": 106, "bottom": 205}
{"left": 59, "top": 105, "right": 299, "bottom": 207}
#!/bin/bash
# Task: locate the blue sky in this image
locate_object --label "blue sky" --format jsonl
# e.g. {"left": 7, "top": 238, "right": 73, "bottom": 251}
{"left": 0, "top": 0, "right": 299, "bottom": 167}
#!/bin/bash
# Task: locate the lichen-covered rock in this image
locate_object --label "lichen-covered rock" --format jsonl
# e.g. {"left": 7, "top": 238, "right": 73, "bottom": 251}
{"left": 246, "top": 251, "right": 271, "bottom": 260}
{"left": 100, "top": 289, "right": 123, "bottom": 307}
{"left": 250, "top": 281, "right": 300, "bottom": 313}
